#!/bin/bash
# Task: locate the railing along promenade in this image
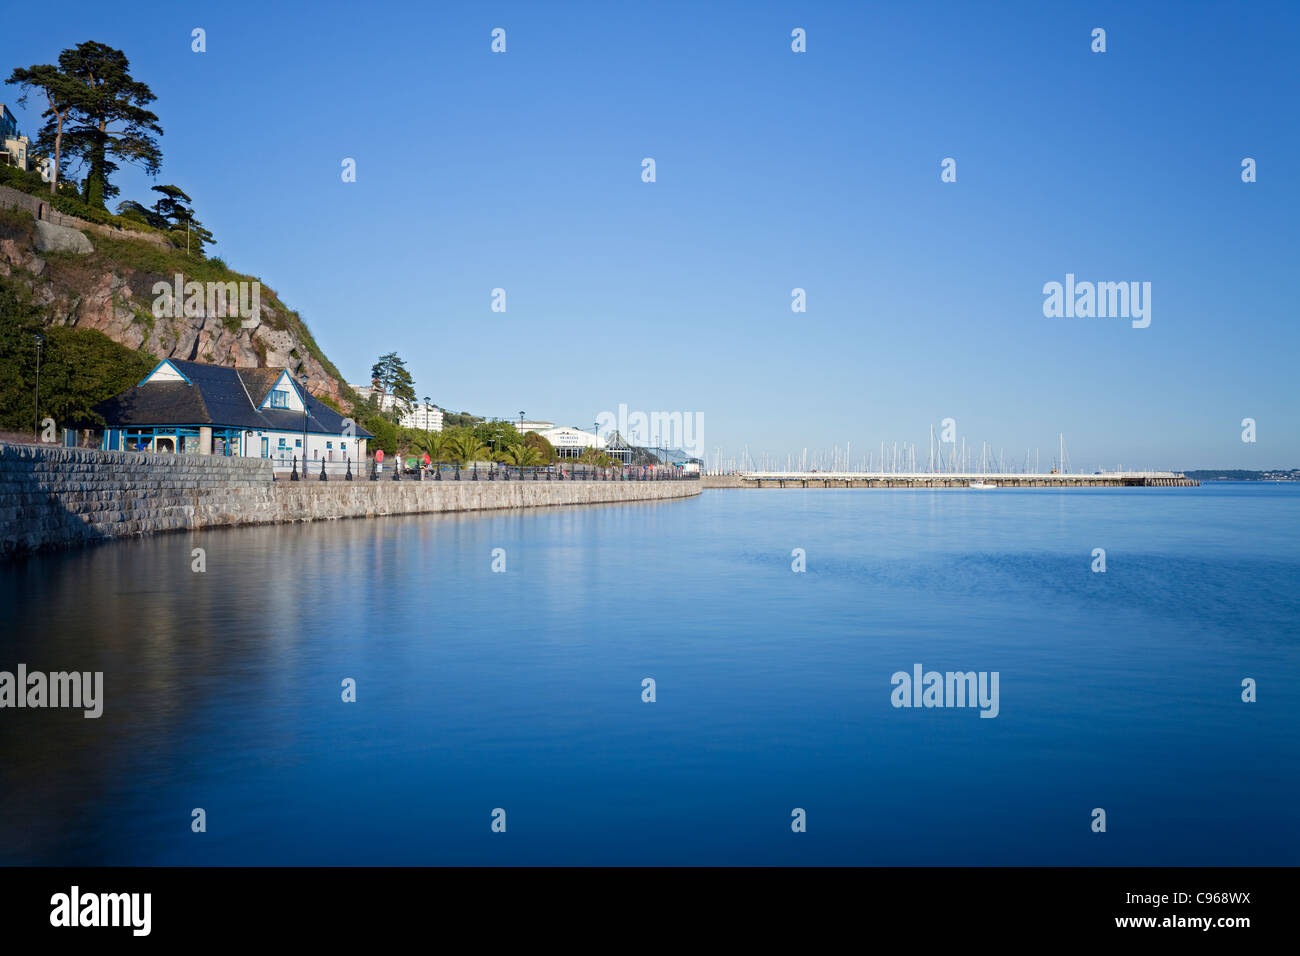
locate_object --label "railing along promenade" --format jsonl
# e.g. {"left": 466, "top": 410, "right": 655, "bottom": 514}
{"left": 274, "top": 457, "right": 699, "bottom": 483}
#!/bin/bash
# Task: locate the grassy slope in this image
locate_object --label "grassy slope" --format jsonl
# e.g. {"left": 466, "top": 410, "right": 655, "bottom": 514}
{"left": 1, "top": 203, "right": 359, "bottom": 409}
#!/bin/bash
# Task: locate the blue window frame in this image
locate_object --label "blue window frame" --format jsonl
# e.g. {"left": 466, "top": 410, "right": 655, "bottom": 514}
{"left": 269, "top": 389, "right": 289, "bottom": 408}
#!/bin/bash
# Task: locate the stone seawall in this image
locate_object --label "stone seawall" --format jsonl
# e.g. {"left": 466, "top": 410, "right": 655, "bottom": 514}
{"left": 0, "top": 443, "right": 701, "bottom": 557}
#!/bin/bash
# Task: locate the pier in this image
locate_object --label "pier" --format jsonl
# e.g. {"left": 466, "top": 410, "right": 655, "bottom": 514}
{"left": 705, "top": 471, "right": 1199, "bottom": 489}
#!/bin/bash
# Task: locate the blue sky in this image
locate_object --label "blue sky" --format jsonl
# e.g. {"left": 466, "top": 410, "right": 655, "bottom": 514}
{"left": 4, "top": 1, "right": 1297, "bottom": 468}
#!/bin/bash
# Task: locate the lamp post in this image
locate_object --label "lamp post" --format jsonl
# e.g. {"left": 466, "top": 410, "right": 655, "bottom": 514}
{"left": 299, "top": 372, "right": 310, "bottom": 479}
{"left": 33, "top": 333, "right": 44, "bottom": 441}
{"left": 424, "top": 395, "right": 431, "bottom": 476}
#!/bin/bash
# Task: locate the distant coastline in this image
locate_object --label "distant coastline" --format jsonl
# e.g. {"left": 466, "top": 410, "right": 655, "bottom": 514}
{"left": 1182, "top": 469, "right": 1299, "bottom": 482}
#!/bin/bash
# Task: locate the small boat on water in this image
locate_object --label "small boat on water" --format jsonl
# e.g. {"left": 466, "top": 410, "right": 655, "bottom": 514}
{"left": 968, "top": 481, "right": 997, "bottom": 489}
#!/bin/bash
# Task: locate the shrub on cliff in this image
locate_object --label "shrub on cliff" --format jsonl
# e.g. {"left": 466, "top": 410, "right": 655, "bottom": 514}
{"left": 0, "top": 206, "right": 35, "bottom": 243}
{"left": 0, "top": 164, "right": 49, "bottom": 194}
{"left": 0, "top": 165, "right": 166, "bottom": 238}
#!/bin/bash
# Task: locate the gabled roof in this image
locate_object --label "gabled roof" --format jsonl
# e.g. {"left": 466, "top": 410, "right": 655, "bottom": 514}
{"left": 236, "top": 367, "right": 283, "bottom": 406}
{"left": 94, "top": 359, "right": 372, "bottom": 437}
{"left": 94, "top": 380, "right": 210, "bottom": 426}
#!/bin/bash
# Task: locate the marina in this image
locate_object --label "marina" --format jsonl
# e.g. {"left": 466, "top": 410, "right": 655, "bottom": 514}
{"left": 712, "top": 471, "right": 1200, "bottom": 489}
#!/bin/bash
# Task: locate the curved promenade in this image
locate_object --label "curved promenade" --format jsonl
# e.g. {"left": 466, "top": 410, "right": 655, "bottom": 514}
{"left": 0, "top": 443, "right": 700, "bottom": 557}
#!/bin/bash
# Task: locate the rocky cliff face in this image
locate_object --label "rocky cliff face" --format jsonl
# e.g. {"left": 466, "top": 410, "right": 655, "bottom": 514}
{"left": 0, "top": 205, "right": 349, "bottom": 407}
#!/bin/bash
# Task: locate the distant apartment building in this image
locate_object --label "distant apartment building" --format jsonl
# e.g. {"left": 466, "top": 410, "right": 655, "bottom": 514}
{"left": 352, "top": 385, "right": 443, "bottom": 431}
{"left": 1, "top": 104, "right": 33, "bottom": 172}
{"left": 408, "top": 403, "right": 443, "bottom": 431}
{"left": 515, "top": 420, "right": 555, "bottom": 434}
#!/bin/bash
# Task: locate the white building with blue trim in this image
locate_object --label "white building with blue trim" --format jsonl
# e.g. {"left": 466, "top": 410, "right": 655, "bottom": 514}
{"left": 93, "top": 359, "right": 370, "bottom": 466}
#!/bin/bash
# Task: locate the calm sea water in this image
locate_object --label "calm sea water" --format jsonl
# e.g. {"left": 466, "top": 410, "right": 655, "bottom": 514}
{"left": 2, "top": 483, "right": 1297, "bottom": 865}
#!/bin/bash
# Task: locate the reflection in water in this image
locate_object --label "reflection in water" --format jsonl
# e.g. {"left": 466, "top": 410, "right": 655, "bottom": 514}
{"left": 1, "top": 487, "right": 1298, "bottom": 865}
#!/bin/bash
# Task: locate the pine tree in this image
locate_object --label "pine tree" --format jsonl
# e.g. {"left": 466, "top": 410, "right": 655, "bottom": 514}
{"left": 54, "top": 41, "right": 163, "bottom": 209}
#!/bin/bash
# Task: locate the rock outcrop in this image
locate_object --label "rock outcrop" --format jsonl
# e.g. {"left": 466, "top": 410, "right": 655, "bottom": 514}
{"left": 0, "top": 195, "right": 349, "bottom": 407}
{"left": 33, "top": 220, "right": 94, "bottom": 255}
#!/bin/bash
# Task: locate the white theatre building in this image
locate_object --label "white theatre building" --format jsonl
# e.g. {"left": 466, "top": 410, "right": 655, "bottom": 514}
{"left": 535, "top": 425, "right": 605, "bottom": 459}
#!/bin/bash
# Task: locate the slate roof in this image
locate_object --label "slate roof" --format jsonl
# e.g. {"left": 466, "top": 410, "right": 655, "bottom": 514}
{"left": 93, "top": 359, "right": 372, "bottom": 437}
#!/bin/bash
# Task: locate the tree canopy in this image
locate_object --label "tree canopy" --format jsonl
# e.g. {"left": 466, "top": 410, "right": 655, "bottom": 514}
{"left": 118, "top": 184, "right": 214, "bottom": 253}
{"left": 524, "top": 430, "right": 556, "bottom": 460}
{"left": 6, "top": 41, "right": 216, "bottom": 254}
{"left": 54, "top": 41, "right": 163, "bottom": 209}
{"left": 368, "top": 352, "right": 417, "bottom": 421}
{"left": 5, "top": 62, "right": 80, "bottom": 195}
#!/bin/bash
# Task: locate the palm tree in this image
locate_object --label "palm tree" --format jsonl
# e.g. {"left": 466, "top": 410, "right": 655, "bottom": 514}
{"left": 447, "top": 431, "right": 489, "bottom": 465}
{"left": 412, "top": 428, "right": 451, "bottom": 463}
{"left": 578, "top": 447, "right": 615, "bottom": 467}
{"left": 500, "top": 444, "right": 545, "bottom": 467}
